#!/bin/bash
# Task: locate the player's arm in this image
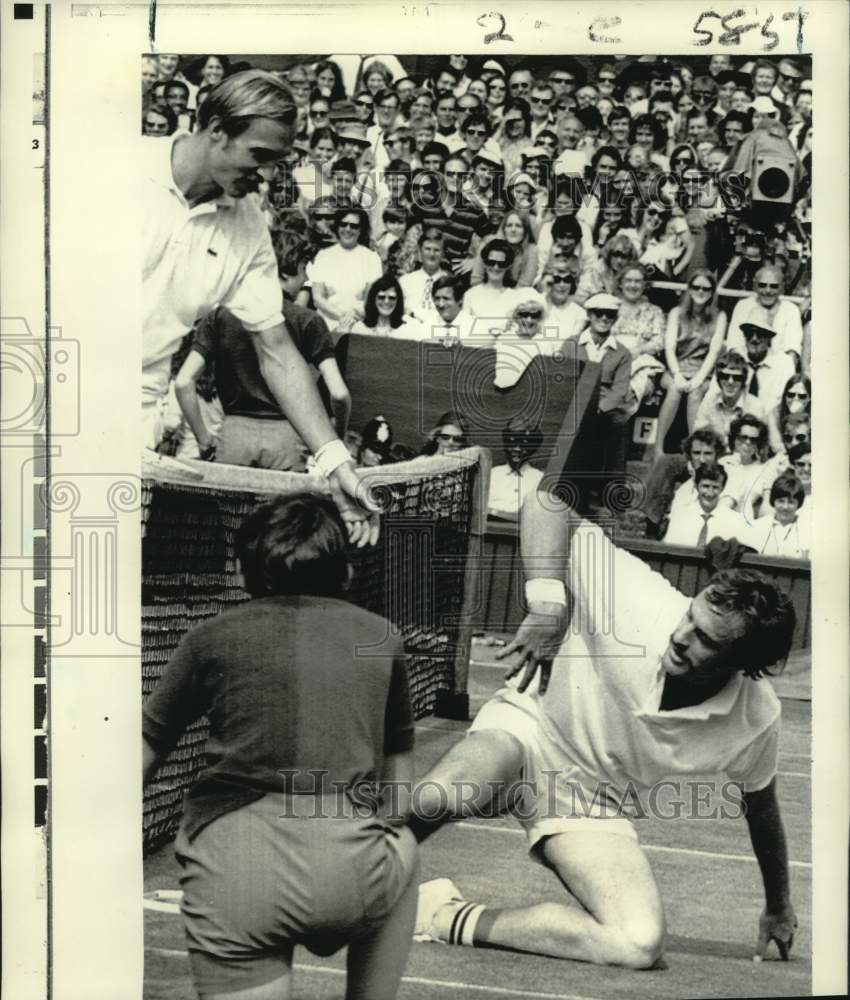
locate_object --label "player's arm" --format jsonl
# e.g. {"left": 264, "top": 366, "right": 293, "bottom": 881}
{"left": 143, "top": 736, "right": 164, "bottom": 785}
{"left": 252, "top": 324, "right": 379, "bottom": 545}
{"left": 316, "top": 357, "right": 352, "bottom": 439}
{"left": 742, "top": 778, "right": 798, "bottom": 961}
{"left": 174, "top": 349, "right": 216, "bottom": 453}
{"left": 495, "top": 482, "right": 581, "bottom": 692}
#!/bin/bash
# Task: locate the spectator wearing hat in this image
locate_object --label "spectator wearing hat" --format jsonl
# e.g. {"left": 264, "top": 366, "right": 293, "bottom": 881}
{"left": 572, "top": 292, "right": 633, "bottom": 484}
{"left": 773, "top": 58, "right": 803, "bottom": 111}
{"left": 487, "top": 419, "right": 545, "bottom": 519}
{"left": 749, "top": 95, "right": 781, "bottom": 130}
{"left": 726, "top": 264, "right": 803, "bottom": 363}
{"left": 694, "top": 348, "right": 765, "bottom": 440}
{"left": 359, "top": 415, "right": 394, "bottom": 466}
{"left": 399, "top": 227, "right": 449, "bottom": 331}
{"left": 728, "top": 322, "right": 797, "bottom": 416}
{"left": 461, "top": 238, "right": 521, "bottom": 339}
{"left": 663, "top": 463, "right": 751, "bottom": 548}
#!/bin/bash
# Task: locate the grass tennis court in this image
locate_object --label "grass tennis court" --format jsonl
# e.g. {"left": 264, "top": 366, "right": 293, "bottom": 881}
{"left": 144, "top": 643, "right": 811, "bottom": 999}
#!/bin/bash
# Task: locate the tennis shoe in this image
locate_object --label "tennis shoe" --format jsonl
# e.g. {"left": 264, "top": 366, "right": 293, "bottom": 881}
{"left": 413, "top": 878, "right": 466, "bottom": 944}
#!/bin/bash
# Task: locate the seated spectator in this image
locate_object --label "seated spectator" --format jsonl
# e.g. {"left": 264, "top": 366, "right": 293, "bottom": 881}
{"left": 611, "top": 263, "right": 666, "bottom": 416}
{"left": 429, "top": 275, "right": 473, "bottom": 343}
{"left": 493, "top": 291, "right": 559, "bottom": 388}
{"left": 536, "top": 213, "right": 595, "bottom": 285}
{"left": 694, "top": 348, "right": 766, "bottom": 440}
{"left": 304, "top": 196, "right": 340, "bottom": 257}
{"left": 173, "top": 235, "right": 349, "bottom": 472}
{"left": 399, "top": 227, "right": 449, "bottom": 330}
{"left": 574, "top": 233, "right": 638, "bottom": 305}
{"left": 540, "top": 263, "right": 587, "bottom": 341}
{"left": 470, "top": 210, "right": 538, "bottom": 288}
{"left": 374, "top": 206, "right": 410, "bottom": 265}
{"left": 307, "top": 207, "right": 383, "bottom": 335}
{"left": 389, "top": 442, "right": 417, "bottom": 463}
{"left": 351, "top": 275, "right": 423, "bottom": 340}
{"left": 726, "top": 264, "right": 803, "bottom": 363}
{"left": 663, "top": 463, "right": 751, "bottom": 547}
{"left": 421, "top": 411, "right": 470, "bottom": 455}
{"left": 734, "top": 321, "right": 797, "bottom": 416}
{"left": 465, "top": 149, "right": 506, "bottom": 226}
{"left": 719, "top": 415, "right": 771, "bottom": 523}
{"left": 749, "top": 473, "right": 810, "bottom": 559}
{"left": 488, "top": 419, "right": 545, "bottom": 519}
{"left": 461, "top": 239, "right": 520, "bottom": 338}
{"left": 643, "top": 427, "right": 729, "bottom": 538}
{"left": 654, "top": 270, "right": 727, "bottom": 458}
{"left": 359, "top": 415, "right": 394, "bottom": 466}
{"left": 292, "top": 126, "right": 339, "bottom": 212}
{"left": 759, "top": 437, "right": 812, "bottom": 518}
{"left": 591, "top": 196, "right": 630, "bottom": 250}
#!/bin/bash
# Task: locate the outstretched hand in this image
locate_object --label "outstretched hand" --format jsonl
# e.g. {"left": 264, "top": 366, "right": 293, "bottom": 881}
{"left": 328, "top": 462, "right": 381, "bottom": 548}
{"left": 753, "top": 905, "right": 798, "bottom": 962}
{"left": 495, "top": 601, "right": 569, "bottom": 695}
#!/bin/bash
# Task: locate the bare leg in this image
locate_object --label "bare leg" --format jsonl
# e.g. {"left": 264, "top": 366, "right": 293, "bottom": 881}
{"left": 409, "top": 730, "right": 525, "bottom": 842}
{"left": 685, "top": 383, "right": 709, "bottom": 432}
{"left": 653, "top": 374, "right": 681, "bottom": 460}
{"left": 475, "top": 829, "right": 665, "bottom": 969}
{"left": 346, "top": 829, "right": 420, "bottom": 1000}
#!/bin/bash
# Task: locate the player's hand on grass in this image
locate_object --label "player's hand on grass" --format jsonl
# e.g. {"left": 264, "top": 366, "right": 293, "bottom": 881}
{"left": 495, "top": 601, "right": 569, "bottom": 694}
{"left": 328, "top": 461, "right": 381, "bottom": 548}
{"left": 754, "top": 904, "right": 797, "bottom": 962}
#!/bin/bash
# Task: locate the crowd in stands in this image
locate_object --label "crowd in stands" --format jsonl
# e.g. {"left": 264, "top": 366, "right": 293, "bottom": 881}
{"left": 144, "top": 51, "right": 813, "bottom": 561}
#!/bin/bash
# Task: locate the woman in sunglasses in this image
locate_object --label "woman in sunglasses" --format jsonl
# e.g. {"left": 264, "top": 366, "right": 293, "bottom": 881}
{"left": 766, "top": 374, "right": 811, "bottom": 453}
{"left": 669, "top": 142, "right": 698, "bottom": 178}
{"left": 653, "top": 269, "right": 727, "bottom": 459}
{"left": 461, "top": 238, "right": 520, "bottom": 338}
{"left": 486, "top": 73, "right": 508, "bottom": 121}
{"left": 307, "top": 208, "right": 383, "bottom": 336}
{"left": 574, "top": 232, "right": 638, "bottom": 305}
{"left": 470, "top": 211, "right": 538, "bottom": 289}
{"left": 421, "top": 410, "right": 470, "bottom": 456}
{"left": 351, "top": 275, "right": 423, "bottom": 342}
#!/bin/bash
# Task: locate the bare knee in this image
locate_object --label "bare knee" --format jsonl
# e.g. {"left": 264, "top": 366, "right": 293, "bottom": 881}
{"left": 610, "top": 918, "right": 666, "bottom": 970}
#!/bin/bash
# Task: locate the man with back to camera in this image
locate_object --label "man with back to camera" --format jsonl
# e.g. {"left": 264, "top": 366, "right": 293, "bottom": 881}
{"left": 411, "top": 480, "right": 797, "bottom": 968}
{"left": 142, "top": 68, "right": 376, "bottom": 541}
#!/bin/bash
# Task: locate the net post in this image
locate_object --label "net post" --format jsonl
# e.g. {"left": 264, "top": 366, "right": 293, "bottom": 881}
{"left": 434, "top": 446, "right": 492, "bottom": 721}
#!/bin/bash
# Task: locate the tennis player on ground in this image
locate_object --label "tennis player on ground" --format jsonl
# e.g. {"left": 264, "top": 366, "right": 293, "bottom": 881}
{"left": 412, "top": 484, "right": 798, "bottom": 968}
{"left": 143, "top": 495, "right": 418, "bottom": 1000}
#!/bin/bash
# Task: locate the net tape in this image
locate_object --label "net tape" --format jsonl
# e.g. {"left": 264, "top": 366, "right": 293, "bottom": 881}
{"left": 142, "top": 451, "right": 481, "bottom": 852}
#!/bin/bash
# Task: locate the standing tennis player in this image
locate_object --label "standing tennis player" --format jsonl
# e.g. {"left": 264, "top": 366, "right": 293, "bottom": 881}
{"left": 412, "top": 483, "right": 798, "bottom": 968}
{"left": 143, "top": 495, "right": 418, "bottom": 1000}
{"left": 142, "top": 69, "right": 376, "bottom": 542}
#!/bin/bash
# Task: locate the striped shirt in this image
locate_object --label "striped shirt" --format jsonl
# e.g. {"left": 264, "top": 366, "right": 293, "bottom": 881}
{"left": 414, "top": 196, "right": 490, "bottom": 268}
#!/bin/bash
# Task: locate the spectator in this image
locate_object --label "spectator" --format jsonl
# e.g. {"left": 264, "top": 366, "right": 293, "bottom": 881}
{"left": 766, "top": 374, "right": 811, "bottom": 454}
{"left": 351, "top": 274, "right": 423, "bottom": 340}
{"left": 541, "top": 262, "right": 587, "bottom": 341}
{"left": 195, "top": 55, "right": 230, "bottom": 90}
{"left": 413, "top": 154, "right": 489, "bottom": 274}
{"left": 749, "top": 473, "right": 810, "bottom": 559}
{"left": 610, "top": 263, "right": 666, "bottom": 415}
{"left": 491, "top": 291, "right": 562, "bottom": 388}
{"left": 466, "top": 150, "right": 505, "bottom": 226}
{"left": 654, "top": 270, "right": 727, "bottom": 457}
{"left": 488, "top": 419, "right": 545, "bottom": 519}
{"left": 470, "top": 210, "right": 538, "bottom": 288}
{"left": 457, "top": 111, "right": 498, "bottom": 166}
{"left": 663, "top": 463, "right": 751, "bottom": 547}
{"left": 735, "top": 322, "right": 797, "bottom": 416}
{"left": 143, "top": 104, "right": 177, "bottom": 137}
{"left": 606, "top": 105, "right": 632, "bottom": 155}
{"left": 720, "top": 415, "right": 772, "bottom": 523}
{"left": 759, "top": 411, "right": 811, "bottom": 494}
{"left": 461, "top": 238, "right": 519, "bottom": 338}
{"left": 307, "top": 206, "right": 383, "bottom": 334}
{"left": 694, "top": 348, "right": 766, "bottom": 439}
{"left": 292, "top": 126, "right": 339, "bottom": 211}
{"left": 645, "top": 426, "right": 729, "bottom": 537}
{"left": 497, "top": 99, "right": 533, "bottom": 174}
{"left": 421, "top": 411, "right": 470, "bottom": 455}
{"left": 141, "top": 55, "right": 159, "bottom": 100}
{"left": 574, "top": 232, "right": 638, "bottom": 305}
{"left": 399, "top": 227, "right": 449, "bottom": 330}
{"left": 313, "top": 59, "right": 347, "bottom": 102}
{"left": 669, "top": 142, "right": 698, "bottom": 176}
{"left": 485, "top": 73, "right": 508, "bottom": 120}
{"left": 726, "top": 264, "right": 804, "bottom": 364}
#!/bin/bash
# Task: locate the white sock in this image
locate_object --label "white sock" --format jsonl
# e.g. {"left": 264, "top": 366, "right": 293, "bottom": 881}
{"left": 446, "top": 902, "right": 486, "bottom": 946}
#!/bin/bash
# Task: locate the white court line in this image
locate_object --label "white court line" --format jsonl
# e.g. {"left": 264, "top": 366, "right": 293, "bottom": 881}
{"left": 148, "top": 948, "right": 602, "bottom": 999}
{"left": 454, "top": 822, "right": 812, "bottom": 869}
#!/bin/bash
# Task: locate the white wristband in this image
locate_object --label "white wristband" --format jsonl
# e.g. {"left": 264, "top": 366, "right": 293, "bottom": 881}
{"left": 525, "top": 579, "right": 567, "bottom": 608}
{"left": 314, "top": 439, "right": 351, "bottom": 479}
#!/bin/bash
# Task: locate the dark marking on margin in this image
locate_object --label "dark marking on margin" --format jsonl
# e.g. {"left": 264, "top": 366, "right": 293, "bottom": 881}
{"left": 588, "top": 15, "right": 622, "bottom": 44}
{"left": 149, "top": 0, "right": 157, "bottom": 50}
{"left": 477, "top": 11, "right": 513, "bottom": 44}
{"left": 782, "top": 8, "right": 808, "bottom": 55}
